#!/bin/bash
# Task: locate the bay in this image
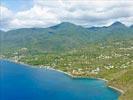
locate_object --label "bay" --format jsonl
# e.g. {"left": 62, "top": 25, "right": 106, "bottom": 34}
{"left": 0, "top": 60, "right": 120, "bottom": 100}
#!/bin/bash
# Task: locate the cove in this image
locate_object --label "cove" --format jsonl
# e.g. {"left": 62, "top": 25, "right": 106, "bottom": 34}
{"left": 0, "top": 60, "right": 120, "bottom": 100}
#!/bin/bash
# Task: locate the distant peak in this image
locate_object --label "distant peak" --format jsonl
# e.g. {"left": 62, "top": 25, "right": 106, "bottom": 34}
{"left": 50, "top": 22, "right": 76, "bottom": 29}
{"left": 110, "top": 21, "right": 125, "bottom": 27}
{"left": 113, "top": 21, "right": 122, "bottom": 24}
{"left": 130, "top": 25, "right": 133, "bottom": 28}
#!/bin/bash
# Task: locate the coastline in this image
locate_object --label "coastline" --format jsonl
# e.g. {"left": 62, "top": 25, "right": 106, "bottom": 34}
{"left": 0, "top": 58, "right": 124, "bottom": 95}
{"left": 48, "top": 67, "right": 124, "bottom": 94}
{"left": 108, "top": 86, "right": 124, "bottom": 94}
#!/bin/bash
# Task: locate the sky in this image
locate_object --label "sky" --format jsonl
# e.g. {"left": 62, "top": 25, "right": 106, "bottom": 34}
{"left": 0, "top": 0, "right": 133, "bottom": 31}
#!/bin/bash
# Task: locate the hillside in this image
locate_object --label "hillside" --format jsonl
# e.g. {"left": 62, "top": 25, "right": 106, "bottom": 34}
{"left": 0, "top": 22, "right": 133, "bottom": 54}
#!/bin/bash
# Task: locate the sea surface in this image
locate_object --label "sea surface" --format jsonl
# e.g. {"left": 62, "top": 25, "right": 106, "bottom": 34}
{"left": 0, "top": 60, "right": 120, "bottom": 100}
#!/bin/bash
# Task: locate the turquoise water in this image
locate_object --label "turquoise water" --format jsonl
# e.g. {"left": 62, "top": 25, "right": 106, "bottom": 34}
{"left": 0, "top": 60, "right": 120, "bottom": 100}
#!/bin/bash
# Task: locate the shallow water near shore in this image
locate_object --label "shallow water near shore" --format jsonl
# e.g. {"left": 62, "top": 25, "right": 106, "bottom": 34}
{"left": 0, "top": 60, "right": 120, "bottom": 100}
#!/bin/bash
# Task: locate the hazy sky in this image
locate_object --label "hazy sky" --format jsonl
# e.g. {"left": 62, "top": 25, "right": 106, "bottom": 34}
{"left": 0, "top": 0, "right": 133, "bottom": 30}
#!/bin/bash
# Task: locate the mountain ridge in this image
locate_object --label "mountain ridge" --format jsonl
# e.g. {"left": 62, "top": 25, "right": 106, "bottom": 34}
{"left": 0, "top": 21, "right": 132, "bottom": 32}
{"left": 0, "top": 21, "right": 133, "bottom": 53}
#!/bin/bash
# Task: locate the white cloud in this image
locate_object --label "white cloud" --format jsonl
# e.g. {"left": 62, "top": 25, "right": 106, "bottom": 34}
{"left": 10, "top": 5, "right": 60, "bottom": 29}
{"left": 0, "top": 0, "right": 133, "bottom": 30}
{"left": 0, "top": 6, "right": 14, "bottom": 30}
{"left": 0, "top": 6, "right": 13, "bottom": 20}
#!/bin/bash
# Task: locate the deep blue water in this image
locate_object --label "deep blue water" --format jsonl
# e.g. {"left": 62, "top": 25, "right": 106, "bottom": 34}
{"left": 0, "top": 60, "right": 120, "bottom": 100}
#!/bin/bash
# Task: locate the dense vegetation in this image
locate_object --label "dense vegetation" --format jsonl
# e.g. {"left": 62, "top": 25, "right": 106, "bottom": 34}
{"left": 0, "top": 21, "right": 133, "bottom": 100}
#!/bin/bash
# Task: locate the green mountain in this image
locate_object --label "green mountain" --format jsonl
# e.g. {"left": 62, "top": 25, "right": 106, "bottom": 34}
{"left": 0, "top": 22, "right": 133, "bottom": 54}
{"left": 88, "top": 21, "right": 132, "bottom": 40}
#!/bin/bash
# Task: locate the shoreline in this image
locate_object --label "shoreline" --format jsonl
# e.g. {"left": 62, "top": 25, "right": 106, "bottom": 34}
{"left": 47, "top": 67, "right": 124, "bottom": 94}
{"left": 108, "top": 86, "right": 124, "bottom": 94}
{"left": 0, "top": 58, "right": 124, "bottom": 95}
